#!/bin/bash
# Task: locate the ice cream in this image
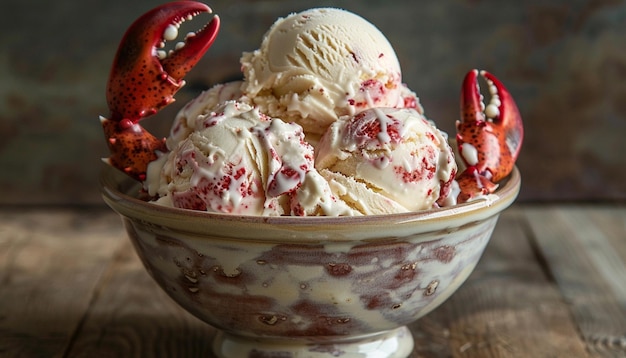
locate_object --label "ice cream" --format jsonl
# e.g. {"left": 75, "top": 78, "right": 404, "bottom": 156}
{"left": 316, "top": 107, "right": 457, "bottom": 213}
{"left": 168, "top": 81, "right": 245, "bottom": 148}
{"left": 146, "top": 100, "right": 355, "bottom": 216}
{"left": 142, "top": 7, "right": 459, "bottom": 216}
{"left": 289, "top": 170, "right": 359, "bottom": 216}
{"left": 240, "top": 8, "right": 419, "bottom": 139}
{"left": 146, "top": 101, "right": 274, "bottom": 214}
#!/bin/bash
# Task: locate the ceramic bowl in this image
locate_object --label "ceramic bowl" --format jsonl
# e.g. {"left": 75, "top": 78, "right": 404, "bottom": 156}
{"left": 101, "top": 165, "right": 520, "bottom": 358}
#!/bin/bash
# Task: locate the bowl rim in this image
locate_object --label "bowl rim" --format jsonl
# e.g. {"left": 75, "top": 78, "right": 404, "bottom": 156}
{"left": 100, "top": 162, "right": 520, "bottom": 237}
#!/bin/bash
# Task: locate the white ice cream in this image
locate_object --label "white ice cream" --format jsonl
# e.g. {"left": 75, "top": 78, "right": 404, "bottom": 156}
{"left": 316, "top": 107, "right": 457, "bottom": 213}
{"left": 241, "top": 8, "right": 418, "bottom": 138}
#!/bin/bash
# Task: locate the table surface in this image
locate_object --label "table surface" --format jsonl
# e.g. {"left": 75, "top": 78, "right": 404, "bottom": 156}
{"left": 1, "top": 205, "right": 625, "bottom": 357}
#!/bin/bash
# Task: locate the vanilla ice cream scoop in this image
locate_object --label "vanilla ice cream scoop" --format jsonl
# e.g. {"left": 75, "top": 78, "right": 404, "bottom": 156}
{"left": 241, "top": 8, "right": 416, "bottom": 138}
{"left": 146, "top": 100, "right": 315, "bottom": 215}
{"left": 316, "top": 107, "right": 458, "bottom": 213}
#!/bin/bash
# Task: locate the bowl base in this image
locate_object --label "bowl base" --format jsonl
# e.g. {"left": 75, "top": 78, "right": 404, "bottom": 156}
{"left": 212, "top": 326, "right": 414, "bottom": 358}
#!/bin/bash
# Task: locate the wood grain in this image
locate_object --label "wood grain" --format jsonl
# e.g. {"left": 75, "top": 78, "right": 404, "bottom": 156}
{"left": 0, "top": 209, "right": 126, "bottom": 358}
{"left": 525, "top": 206, "right": 626, "bottom": 357}
{"left": 65, "top": 236, "right": 216, "bottom": 358}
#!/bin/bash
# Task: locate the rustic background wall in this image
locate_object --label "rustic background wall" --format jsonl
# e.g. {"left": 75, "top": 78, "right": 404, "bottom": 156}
{"left": 1, "top": 0, "right": 625, "bottom": 205}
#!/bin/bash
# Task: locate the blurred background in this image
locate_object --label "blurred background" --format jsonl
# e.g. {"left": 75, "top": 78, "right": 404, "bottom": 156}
{"left": 1, "top": 0, "right": 624, "bottom": 206}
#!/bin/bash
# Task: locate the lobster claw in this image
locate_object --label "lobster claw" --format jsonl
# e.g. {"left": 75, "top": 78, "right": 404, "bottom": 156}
{"left": 455, "top": 166, "right": 499, "bottom": 203}
{"left": 455, "top": 69, "right": 523, "bottom": 202}
{"left": 101, "top": 1, "right": 220, "bottom": 182}
{"left": 106, "top": 1, "right": 220, "bottom": 123}
{"left": 101, "top": 117, "right": 166, "bottom": 182}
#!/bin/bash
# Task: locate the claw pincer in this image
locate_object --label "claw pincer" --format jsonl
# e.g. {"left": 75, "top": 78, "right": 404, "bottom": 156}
{"left": 101, "top": 1, "right": 220, "bottom": 181}
{"left": 455, "top": 69, "right": 523, "bottom": 202}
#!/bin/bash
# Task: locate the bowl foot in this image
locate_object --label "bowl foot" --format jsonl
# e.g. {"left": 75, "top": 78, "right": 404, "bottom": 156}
{"left": 212, "top": 326, "right": 414, "bottom": 358}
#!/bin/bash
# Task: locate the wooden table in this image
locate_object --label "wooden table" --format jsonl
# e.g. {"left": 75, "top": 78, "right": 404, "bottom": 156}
{"left": 1, "top": 205, "right": 625, "bottom": 357}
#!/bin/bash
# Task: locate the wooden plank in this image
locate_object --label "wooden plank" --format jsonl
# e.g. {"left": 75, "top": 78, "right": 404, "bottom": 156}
{"left": 410, "top": 206, "right": 589, "bottom": 357}
{"left": 525, "top": 205, "right": 626, "bottom": 357}
{"left": 586, "top": 206, "right": 626, "bottom": 263}
{"left": 65, "top": 234, "right": 216, "bottom": 357}
{"left": 0, "top": 209, "right": 126, "bottom": 358}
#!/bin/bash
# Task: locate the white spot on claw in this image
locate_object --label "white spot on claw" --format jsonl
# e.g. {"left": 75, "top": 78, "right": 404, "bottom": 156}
{"left": 164, "top": 24, "right": 178, "bottom": 41}
{"left": 485, "top": 103, "right": 500, "bottom": 119}
{"left": 461, "top": 143, "right": 479, "bottom": 166}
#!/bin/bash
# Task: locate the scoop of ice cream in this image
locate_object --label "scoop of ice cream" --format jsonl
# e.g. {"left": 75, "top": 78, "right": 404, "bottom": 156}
{"left": 241, "top": 8, "right": 413, "bottom": 138}
{"left": 146, "top": 100, "right": 356, "bottom": 216}
{"left": 316, "top": 107, "right": 457, "bottom": 212}
{"left": 145, "top": 101, "right": 274, "bottom": 214}
{"left": 168, "top": 81, "right": 245, "bottom": 148}
{"left": 147, "top": 101, "right": 307, "bottom": 214}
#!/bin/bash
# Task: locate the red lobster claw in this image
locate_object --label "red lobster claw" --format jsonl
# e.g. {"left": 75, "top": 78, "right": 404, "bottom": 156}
{"left": 101, "top": 1, "right": 220, "bottom": 181}
{"left": 455, "top": 69, "right": 523, "bottom": 202}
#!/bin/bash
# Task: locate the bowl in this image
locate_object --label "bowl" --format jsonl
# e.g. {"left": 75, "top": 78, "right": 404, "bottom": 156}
{"left": 101, "top": 164, "right": 520, "bottom": 358}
